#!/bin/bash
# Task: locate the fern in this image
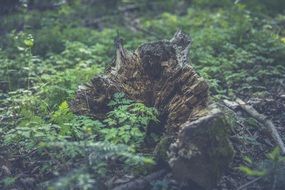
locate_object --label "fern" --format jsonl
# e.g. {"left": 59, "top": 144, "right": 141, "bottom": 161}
{"left": 102, "top": 93, "right": 159, "bottom": 147}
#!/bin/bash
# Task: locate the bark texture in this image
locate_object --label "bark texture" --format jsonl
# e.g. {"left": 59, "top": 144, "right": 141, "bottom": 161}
{"left": 70, "top": 31, "right": 234, "bottom": 189}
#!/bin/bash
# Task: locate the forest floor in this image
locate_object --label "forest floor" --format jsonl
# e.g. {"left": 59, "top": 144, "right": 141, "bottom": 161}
{"left": 0, "top": 1, "right": 285, "bottom": 190}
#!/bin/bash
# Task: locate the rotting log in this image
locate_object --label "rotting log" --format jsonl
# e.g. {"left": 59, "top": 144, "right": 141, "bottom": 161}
{"left": 70, "top": 30, "right": 234, "bottom": 190}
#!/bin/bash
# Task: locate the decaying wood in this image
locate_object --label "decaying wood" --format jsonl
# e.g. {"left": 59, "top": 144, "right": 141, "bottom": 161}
{"left": 168, "top": 105, "right": 235, "bottom": 189}
{"left": 71, "top": 30, "right": 209, "bottom": 130}
{"left": 111, "top": 169, "right": 167, "bottom": 190}
{"left": 236, "top": 98, "right": 285, "bottom": 155}
{"left": 71, "top": 31, "right": 234, "bottom": 189}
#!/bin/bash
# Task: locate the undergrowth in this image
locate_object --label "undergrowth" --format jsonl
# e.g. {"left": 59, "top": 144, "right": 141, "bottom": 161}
{"left": 0, "top": 0, "right": 285, "bottom": 189}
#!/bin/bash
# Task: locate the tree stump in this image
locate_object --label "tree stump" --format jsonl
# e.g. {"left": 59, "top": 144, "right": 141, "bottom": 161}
{"left": 70, "top": 31, "right": 234, "bottom": 190}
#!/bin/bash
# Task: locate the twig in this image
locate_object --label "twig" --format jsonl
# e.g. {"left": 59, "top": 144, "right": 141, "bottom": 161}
{"left": 236, "top": 98, "right": 285, "bottom": 155}
{"left": 121, "top": 13, "right": 161, "bottom": 40}
{"left": 111, "top": 169, "right": 167, "bottom": 190}
{"left": 272, "top": 173, "right": 277, "bottom": 190}
{"left": 118, "top": 4, "right": 140, "bottom": 12}
{"left": 237, "top": 176, "right": 263, "bottom": 190}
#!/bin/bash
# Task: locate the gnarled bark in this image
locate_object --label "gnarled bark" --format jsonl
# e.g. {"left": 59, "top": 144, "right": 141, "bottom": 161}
{"left": 70, "top": 31, "right": 234, "bottom": 189}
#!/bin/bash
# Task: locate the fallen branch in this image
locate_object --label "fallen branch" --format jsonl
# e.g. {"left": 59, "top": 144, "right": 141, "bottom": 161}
{"left": 236, "top": 98, "right": 285, "bottom": 155}
{"left": 111, "top": 169, "right": 167, "bottom": 190}
{"left": 237, "top": 176, "right": 263, "bottom": 190}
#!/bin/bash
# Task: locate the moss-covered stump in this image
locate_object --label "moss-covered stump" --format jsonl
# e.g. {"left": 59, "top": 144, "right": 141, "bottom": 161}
{"left": 70, "top": 31, "right": 234, "bottom": 189}
{"left": 168, "top": 105, "right": 234, "bottom": 189}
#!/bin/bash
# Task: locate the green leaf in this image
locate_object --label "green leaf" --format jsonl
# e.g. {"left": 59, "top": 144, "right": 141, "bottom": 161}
{"left": 238, "top": 165, "right": 266, "bottom": 177}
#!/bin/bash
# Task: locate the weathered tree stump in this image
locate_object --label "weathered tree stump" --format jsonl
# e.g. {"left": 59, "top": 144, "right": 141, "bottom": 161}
{"left": 70, "top": 31, "right": 234, "bottom": 189}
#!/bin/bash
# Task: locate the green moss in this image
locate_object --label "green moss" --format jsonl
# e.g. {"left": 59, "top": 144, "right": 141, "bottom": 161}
{"left": 208, "top": 115, "right": 235, "bottom": 177}
{"left": 154, "top": 136, "right": 173, "bottom": 163}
